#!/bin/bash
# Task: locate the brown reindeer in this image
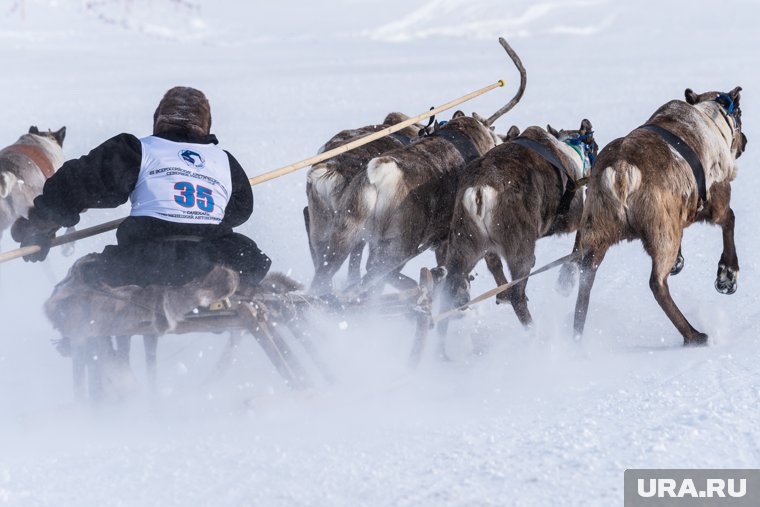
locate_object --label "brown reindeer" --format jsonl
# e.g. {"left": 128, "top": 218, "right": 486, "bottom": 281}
{"left": 571, "top": 87, "right": 746, "bottom": 345}
{"left": 354, "top": 38, "right": 527, "bottom": 293}
{"left": 0, "top": 126, "right": 66, "bottom": 237}
{"left": 305, "top": 113, "right": 421, "bottom": 295}
{"left": 439, "top": 120, "right": 597, "bottom": 331}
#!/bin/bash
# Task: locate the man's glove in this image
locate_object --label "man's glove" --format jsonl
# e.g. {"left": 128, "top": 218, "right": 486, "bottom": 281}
{"left": 11, "top": 209, "right": 60, "bottom": 262}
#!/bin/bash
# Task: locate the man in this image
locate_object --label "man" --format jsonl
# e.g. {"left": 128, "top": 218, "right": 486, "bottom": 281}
{"left": 12, "top": 86, "right": 270, "bottom": 288}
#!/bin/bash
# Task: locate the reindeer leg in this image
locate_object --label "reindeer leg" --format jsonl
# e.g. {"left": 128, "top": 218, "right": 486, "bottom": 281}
{"left": 310, "top": 231, "right": 359, "bottom": 296}
{"left": 114, "top": 335, "right": 131, "bottom": 368}
{"left": 715, "top": 208, "right": 738, "bottom": 295}
{"left": 484, "top": 252, "right": 509, "bottom": 304}
{"left": 71, "top": 339, "right": 87, "bottom": 402}
{"left": 303, "top": 206, "right": 317, "bottom": 269}
{"left": 143, "top": 334, "right": 159, "bottom": 392}
{"left": 409, "top": 268, "right": 434, "bottom": 368}
{"left": 362, "top": 240, "right": 413, "bottom": 294}
{"left": 557, "top": 232, "right": 582, "bottom": 296}
{"left": 504, "top": 244, "right": 536, "bottom": 328}
{"left": 670, "top": 244, "right": 685, "bottom": 276}
{"left": 346, "top": 240, "right": 365, "bottom": 285}
{"left": 436, "top": 257, "right": 481, "bottom": 361}
{"left": 643, "top": 230, "right": 708, "bottom": 345}
{"left": 86, "top": 336, "right": 113, "bottom": 403}
{"left": 573, "top": 245, "right": 610, "bottom": 341}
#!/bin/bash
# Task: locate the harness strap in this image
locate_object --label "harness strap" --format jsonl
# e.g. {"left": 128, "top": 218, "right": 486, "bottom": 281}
{"left": 3, "top": 144, "right": 56, "bottom": 179}
{"left": 510, "top": 137, "right": 578, "bottom": 215}
{"left": 161, "top": 235, "right": 204, "bottom": 243}
{"left": 388, "top": 133, "right": 413, "bottom": 146}
{"left": 639, "top": 124, "right": 707, "bottom": 204}
{"left": 433, "top": 129, "right": 483, "bottom": 165}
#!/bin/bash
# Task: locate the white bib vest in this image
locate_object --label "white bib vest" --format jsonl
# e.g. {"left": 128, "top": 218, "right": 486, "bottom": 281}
{"left": 131, "top": 136, "right": 232, "bottom": 224}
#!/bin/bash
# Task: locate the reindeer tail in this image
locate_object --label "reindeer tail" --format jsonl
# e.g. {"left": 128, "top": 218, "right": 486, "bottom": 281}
{"left": 581, "top": 161, "right": 642, "bottom": 248}
{"left": 365, "top": 156, "right": 404, "bottom": 221}
{"left": 307, "top": 161, "right": 344, "bottom": 210}
{"left": 0, "top": 172, "right": 18, "bottom": 199}
{"left": 461, "top": 185, "right": 498, "bottom": 236}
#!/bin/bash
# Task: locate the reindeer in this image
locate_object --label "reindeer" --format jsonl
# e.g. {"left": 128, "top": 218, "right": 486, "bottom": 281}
{"left": 0, "top": 126, "right": 66, "bottom": 238}
{"left": 353, "top": 38, "right": 527, "bottom": 293}
{"left": 570, "top": 87, "right": 746, "bottom": 345}
{"left": 305, "top": 113, "right": 422, "bottom": 295}
{"left": 438, "top": 120, "right": 597, "bottom": 332}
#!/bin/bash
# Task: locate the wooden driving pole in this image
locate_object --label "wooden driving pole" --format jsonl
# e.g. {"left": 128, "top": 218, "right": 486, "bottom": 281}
{"left": 0, "top": 80, "right": 505, "bottom": 264}
{"left": 248, "top": 80, "right": 504, "bottom": 186}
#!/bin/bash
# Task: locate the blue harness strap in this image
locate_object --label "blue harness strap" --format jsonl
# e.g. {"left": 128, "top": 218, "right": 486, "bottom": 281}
{"left": 639, "top": 123, "right": 707, "bottom": 204}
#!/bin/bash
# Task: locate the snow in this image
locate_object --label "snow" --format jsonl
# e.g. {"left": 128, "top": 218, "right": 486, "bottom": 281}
{"left": 1, "top": 0, "right": 759, "bottom": 506}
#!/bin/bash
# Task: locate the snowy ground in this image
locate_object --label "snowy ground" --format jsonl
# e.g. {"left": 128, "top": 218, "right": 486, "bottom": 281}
{"left": 0, "top": 1, "right": 759, "bottom": 506}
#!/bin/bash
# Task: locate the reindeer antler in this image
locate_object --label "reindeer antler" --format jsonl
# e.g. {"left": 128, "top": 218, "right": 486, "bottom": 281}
{"left": 485, "top": 37, "right": 527, "bottom": 126}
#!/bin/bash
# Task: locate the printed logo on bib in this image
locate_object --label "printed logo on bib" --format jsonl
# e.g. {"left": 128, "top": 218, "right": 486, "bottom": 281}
{"left": 179, "top": 149, "right": 205, "bottom": 169}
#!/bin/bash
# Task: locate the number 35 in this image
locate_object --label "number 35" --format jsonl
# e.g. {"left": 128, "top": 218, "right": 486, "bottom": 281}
{"left": 174, "top": 182, "right": 214, "bottom": 212}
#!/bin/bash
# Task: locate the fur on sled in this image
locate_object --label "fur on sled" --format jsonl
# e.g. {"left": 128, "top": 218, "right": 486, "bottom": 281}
{"left": 45, "top": 253, "right": 241, "bottom": 340}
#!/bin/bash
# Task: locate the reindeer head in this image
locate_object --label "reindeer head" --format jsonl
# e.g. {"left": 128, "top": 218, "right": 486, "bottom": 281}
{"left": 28, "top": 126, "right": 67, "bottom": 147}
{"left": 443, "top": 270, "right": 473, "bottom": 310}
{"left": 685, "top": 86, "right": 746, "bottom": 159}
{"left": 547, "top": 119, "right": 598, "bottom": 175}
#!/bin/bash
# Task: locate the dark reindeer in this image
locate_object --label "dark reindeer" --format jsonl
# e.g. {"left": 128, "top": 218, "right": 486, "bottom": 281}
{"left": 305, "top": 113, "right": 422, "bottom": 295}
{"left": 438, "top": 120, "right": 597, "bottom": 331}
{"left": 355, "top": 37, "right": 527, "bottom": 293}
{"left": 570, "top": 87, "right": 746, "bottom": 345}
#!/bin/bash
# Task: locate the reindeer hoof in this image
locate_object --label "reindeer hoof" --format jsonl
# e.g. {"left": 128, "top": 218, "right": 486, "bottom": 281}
{"left": 715, "top": 264, "right": 738, "bottom": 295}
{"left": 495, "top": 291, "right": 509, "bottom": 305}
{"left": 670, "top": 251, "right": 685, "bottom": 276}
{"left": 430, "top": 266, "right": 447, "bottom": 284}
{"left": 556, "top": 262, "right": 579, "bottom": 297}
{"left": 684, "top": 332, "right": 709, "bottom": 346}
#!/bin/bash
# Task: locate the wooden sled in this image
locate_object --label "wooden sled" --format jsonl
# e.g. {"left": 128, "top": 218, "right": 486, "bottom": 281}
{"left": 45, "top": 256, "right": 436, "bottom": 402}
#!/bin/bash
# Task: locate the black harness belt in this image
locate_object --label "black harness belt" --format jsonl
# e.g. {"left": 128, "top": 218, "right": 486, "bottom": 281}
{"left": 389, "top": 133, "right": 413, "bottom": 146}
{"left": 639, "top": 123, "right": 707, "bottom": 204}
{"left": 434, "top": 129, "right": 483, "bottom": 165}
{"left": 510, "top": 137, "right": 579, "bottom": 215}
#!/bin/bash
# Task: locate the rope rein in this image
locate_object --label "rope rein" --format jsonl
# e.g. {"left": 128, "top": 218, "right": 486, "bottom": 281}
{"left": 432, "top": 252, "right": 580, "bottom": 324}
